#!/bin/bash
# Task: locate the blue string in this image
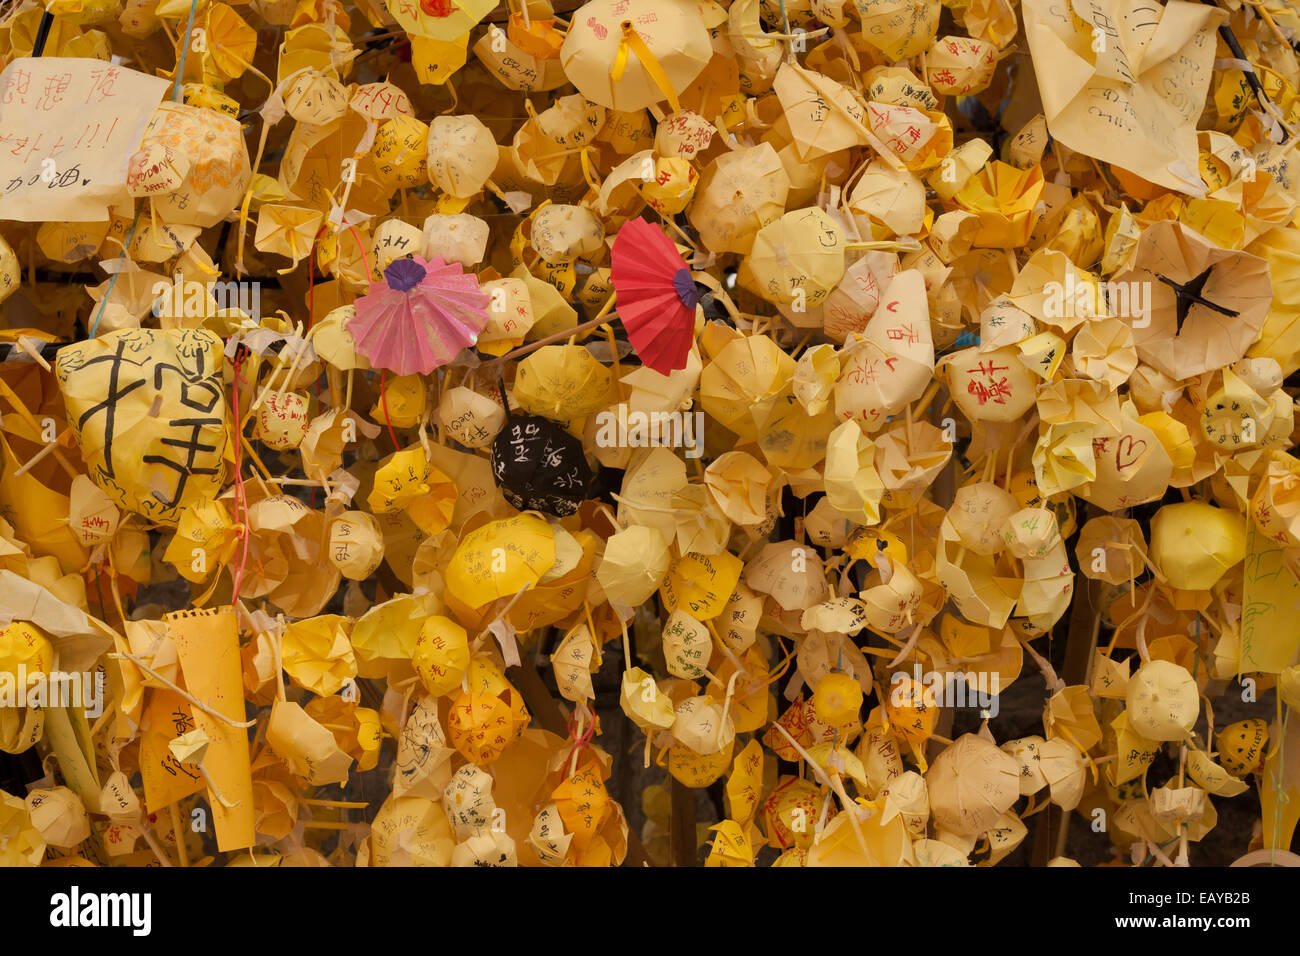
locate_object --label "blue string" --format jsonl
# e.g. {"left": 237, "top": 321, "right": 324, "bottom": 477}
{"left": 89, "top": 207, "right": 142, "bottom": 338}
{"left": 172, "top": 0, "right": 201, "bottom": 103}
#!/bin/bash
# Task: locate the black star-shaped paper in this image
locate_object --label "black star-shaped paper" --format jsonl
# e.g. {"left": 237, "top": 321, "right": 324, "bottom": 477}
{"left": 1157, "top": 266, "right": 1240, "bottom": 333}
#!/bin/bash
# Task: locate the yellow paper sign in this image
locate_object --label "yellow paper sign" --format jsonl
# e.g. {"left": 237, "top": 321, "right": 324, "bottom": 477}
{"left": 0, "top": 58, "right": 169, "bottom": 221}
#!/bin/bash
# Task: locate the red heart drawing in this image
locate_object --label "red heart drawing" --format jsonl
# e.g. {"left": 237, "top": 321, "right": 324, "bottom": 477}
{"left": 1114, "top": 434, "right": 1147, "bottom": 472}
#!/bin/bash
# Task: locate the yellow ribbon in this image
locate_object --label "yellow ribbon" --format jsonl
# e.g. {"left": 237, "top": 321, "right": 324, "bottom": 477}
{"left": 610, "top": 22, "right": 681, "bottom": 114}
{"left": 578, "top": 145, "right": 602, "bottom": 191}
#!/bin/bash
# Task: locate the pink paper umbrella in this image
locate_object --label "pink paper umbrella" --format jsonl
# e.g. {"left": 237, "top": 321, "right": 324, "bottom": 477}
{"left": 347, "top": 256, "right": 490, "bottom": 376}
{"left": 610, "top": 217, "right": 697, "bottom": 375}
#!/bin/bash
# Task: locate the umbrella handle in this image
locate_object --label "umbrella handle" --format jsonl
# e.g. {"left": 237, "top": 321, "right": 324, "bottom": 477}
{"left": 480, "top": 293, "right": 616, "bottom": 368}
{"left": 690, "top": 271, "right": 743, "bottom": 322}
{"left": 496, "top": 370, "right": 512, "bottom": 421}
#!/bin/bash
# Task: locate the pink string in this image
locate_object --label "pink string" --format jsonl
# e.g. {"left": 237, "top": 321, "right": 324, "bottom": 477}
{"left": 346, "top": 225, "right": 374, "bottom": 283}
{"left": 566, "top": 708, "right": 598, "bottom": 769}
{"left": 346, "top": 225, "right": 399, "bottom": 451}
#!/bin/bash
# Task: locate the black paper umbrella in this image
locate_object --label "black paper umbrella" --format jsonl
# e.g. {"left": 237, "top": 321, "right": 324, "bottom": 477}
{"left": 490, "top": 413, "right": 594, "bottom": 517}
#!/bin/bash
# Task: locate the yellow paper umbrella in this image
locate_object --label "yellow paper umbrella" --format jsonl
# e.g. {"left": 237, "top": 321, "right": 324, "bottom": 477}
{"left": 0, "top": 791, "right": 44, "bottom": 866}
{"left": 660, "top": 550, "right": 743, "bottom": 621}
{"left": 621, "top": 667, "right": 677, "bottom": 731}
{"left": 615, "top": 446, "right": 688, "bottom": 540}
{"left": 307, "top": 696, "right": 382, "bottom": 773}
{"left": 349, "top": 81, "right": 415, "bottom": 122}
{"left": 447, "top": 688, "right": 526, "bottom": 766}
{"left": 55, "top": 328, "right": 228, "bottom": 528}
{"left": 925, "top": 733, "right": 1021, "bottom": 836}
{"left": 855, "top": 0, "right": 941, "bottom": 60}
{"left": 280, "top": 615, "right": 357, "bottom": 696}
{"left": 308, "top": 306, "right": 370, "bottom": 370}
{"left": 387, "top": 0, "right": 495, "bottom": 40}
{"left": 883, "top": 672, "right": 937, "bottom": 766}
{"left": 1043, "top": 685, "right": 1102, "bottom": 754}
{"left": 727, "top": 0, "right": 782, "bottom": 88}
{"left": 750, "top": 382, "right": 837, "bottom": 471}
{"left": 140, "top": 102, "right": 252, "bottom": 229}
{"left": 254, "top": 204, "right": 324, "bottom": 270}
{"left": 761, "top": 775, "right": 822, "bottom": 850}
{"left": 688, "top": 143, "right": 791, "bottom": 255}
{"left": 126, "top": 144, "right": 192, "bottom": 199}
{"left": 774, "top": 61, "right": 873, "bottom": 162}
{"left": 833, "top": 271, "right": 935, "bottom": 428}
{"left": 744, "top": 541, "right": 826, "bottom": 612}
{"left": 927, "top": 36, "right": 1001, "bottom": 96}
{"left": 1150, "top": 501, "right": 1245, "bottom": 591}
{"left": 560, "top": 0, "right": 712, "bottom": 112}
{"left": 552, "top": 759, "right": 613, "bottom": 851}
{"left": 282, "top": 69, "right": 349, "bottom": 126}
{"left": 596, "top": 525, "right": 670, "bottom": 606}
{"left": 25, "top": 787, "right": 90, "bottom": 849}
{"left": 824, "top": 419, "right": 885, "bottom": 523}
{"left": 266, "top": 699, "right": 354, "bottom": 786}
{"left": 192, "top": 4, "right": 259, "bottom": 83}
{"left": 513, "top": 345, "right": 613, "bottom": 421}
{"left": 366, "top": 794, "right": 455, "bottom": 866}
{"left": 662, "top": 610, "right": 712, "bottom": 680}
{"left": 672, "top": 693, "right": 735, "bottom": 755}
{"left": 806, "top": 809, "right": 913, "bottom": 867}
{"left": 350, "top": 592, "right": 440, "bottom": 678}
{"left": 801, "top": 598, "right": 870, "bottom": 636}
{"left": 935, "top": 512, "right": 1022, "bottom": 629}
{"left": 953, "top": 161, "right": 1044, "bottom": 249}
{"left": 703, "top": 451, "right": 773, "bottom": 527}
{"left": 1126, "top": 660, "right": 1199, "bottom": 742}
{"left": 0, "top": 621, "right": 54, "bottom": 689}
{"left": 509, "top": 12, "right": 565, "bottom": 58}
{"left": 372, "top": 116, "right": 431, "bottom": 190}
{"left": 444, "top": 513, "right": 557, "bottom": 612}
{"left": 745, "top": 207, "right": 847, "bottom": 309}
{"left": 412, "top": 32, "right": 470, "bottom": 84}
{"left": 812, "top": 672, "right": 864, "bottom": 726}
{"left": 1216, "top": 719, "right": 1269, "bottom": 777}
{"left": 706, "top": 819, "right": 754, "bottom": 867}
{"left": 427, "top": 115, "right": 498, "bottom": 198}
{"left": 1076, "top": 516, "right": 1148, "bottom": 586}
{"left": 552, "top": 623, "right": 598, "bottom": 702}
{"left": 699, "top": 334, "right": 795, "bottom": 442}
{"left": 412, "top": 615, "right": 470, "bottom": 698}
{"left": 939, "top": 344, "right": 1037, "bottom": 424}
{"left": 1115, "top": 221, "right": 1273, "bottom": 382}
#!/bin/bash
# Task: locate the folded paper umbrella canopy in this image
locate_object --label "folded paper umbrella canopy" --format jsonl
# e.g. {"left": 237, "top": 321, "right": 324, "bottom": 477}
{"left": 560, "top": 0, "right": 712, "bottom": 112}
{"left": 1116, "top": 222, "right": 1272, "bottom": 381}
{"left": 514, "top": 345, "right": 613, "bottom": 421}
{"left": 490, "top": 413, "right": 595, "bottom": 517}
{"left": 348, "top": 256, "right": 489, "bottom": 377}
{"left": 444, "top": 513, "right": 557, "bottom": 611}
{"left": 386, "top": 0, "right": 496, "bottom": 41}
{"left": 610, "top": 218, "right": 698, "bottom": 374}
{"left": 925, "top": 733, "right": 1021, "bottom": 836}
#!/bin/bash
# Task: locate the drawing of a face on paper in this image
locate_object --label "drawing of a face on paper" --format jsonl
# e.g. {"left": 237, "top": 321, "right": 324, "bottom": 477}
{"left": 55, "top": 328, "right": 227, "bottom": 527}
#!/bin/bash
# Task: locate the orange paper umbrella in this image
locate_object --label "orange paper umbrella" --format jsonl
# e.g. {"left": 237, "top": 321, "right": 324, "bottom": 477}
{"left": 348, "top": 256, "right": 489, "bottom": 376}
{"left": 611, "top": 218, "right": 697, "bottom": 374}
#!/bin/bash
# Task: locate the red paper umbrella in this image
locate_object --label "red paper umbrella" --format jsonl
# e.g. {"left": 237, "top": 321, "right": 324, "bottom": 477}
{"left": 610, "top": 218, "right": 698, "bottom": 375}
{"left": 348, "top": 256, "right": 489, "bottom": 376}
